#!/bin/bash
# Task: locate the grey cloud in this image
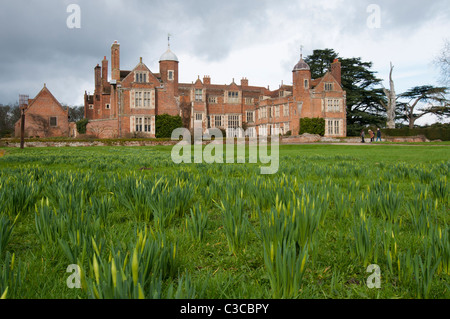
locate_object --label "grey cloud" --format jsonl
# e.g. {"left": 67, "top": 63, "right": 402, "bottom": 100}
{"left": 0, "top": 0, "right": 448, "bottom": 105}
{"left": 335, "top": 0, "right": 450, "bottom": 34}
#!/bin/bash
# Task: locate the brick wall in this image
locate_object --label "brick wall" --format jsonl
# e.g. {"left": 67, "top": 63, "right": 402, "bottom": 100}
{"left": 83, "top": 42, "right": 347, "bottom": 138}
{"left": 15, "top": 86, "right": 69, "bottom": 138}
{"left": 86, "top": 119, "right": 119, "bottom": 139}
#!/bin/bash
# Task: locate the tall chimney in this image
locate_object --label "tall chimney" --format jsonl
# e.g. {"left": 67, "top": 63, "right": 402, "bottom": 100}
{"left": 331, "top": 59, "right": 341, "bottom": 86}
{"left": 203, "top": 76, "right": 211, "bottom": 86}
{"left": 95, "top": 64, "right": 101, "bottom": 90}
{"left": 111, "top": 41, "right": 120, "bottom": 81}
{"left": 102, "top": 56, "right": 108, "bottom": 86}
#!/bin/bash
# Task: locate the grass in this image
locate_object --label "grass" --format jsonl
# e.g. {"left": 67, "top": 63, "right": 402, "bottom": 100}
{"left": 0, "top": 144, "right": 449, "bottom": 299}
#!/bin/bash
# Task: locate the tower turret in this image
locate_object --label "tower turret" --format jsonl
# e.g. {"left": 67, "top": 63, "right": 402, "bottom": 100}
{"left": 159, "top": 40, "right": 179, "bottom": 95}
{"left": 292, "top": 50, "right": 311, "bottom": 99}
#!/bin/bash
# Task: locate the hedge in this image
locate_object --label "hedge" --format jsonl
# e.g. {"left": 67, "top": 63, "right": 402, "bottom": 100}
{"left": 383, "top": 127, "right": 450, "bottom": 141}
{"left": 155, "top": 114, "right": 183, "bottom": 138}
{"left": 300, "top": 118, "right": 325, "bottom": 136}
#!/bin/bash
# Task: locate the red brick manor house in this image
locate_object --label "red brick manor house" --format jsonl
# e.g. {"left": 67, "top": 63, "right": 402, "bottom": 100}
{"left": 84, "top": 41, "right": 347, "bottom": 138}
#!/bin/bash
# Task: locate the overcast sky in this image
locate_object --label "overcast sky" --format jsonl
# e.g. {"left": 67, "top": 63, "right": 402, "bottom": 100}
{"left": 0, "top": 0, "right": 449, "bottom": 124}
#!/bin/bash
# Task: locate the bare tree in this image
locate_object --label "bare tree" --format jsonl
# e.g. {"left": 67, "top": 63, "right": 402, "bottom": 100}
{"left": 67, "top": 106, "right": 85, "bottom": 122}
{"left": 434, "top": 39, "right": 450, "bottom": 87}
{"left": 0, "top": 103, "right": 21, "bottom": 137}
{"left": 0, "top": 105, "right": 11, "bottom": 136}
{"left": 380, "top": 62, "right": 396, "bottom": 129}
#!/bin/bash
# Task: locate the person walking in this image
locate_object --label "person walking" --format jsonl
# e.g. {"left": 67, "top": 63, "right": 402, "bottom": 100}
{"left": 369, "top": 129, "right": 375, "bottom": 143}
{"left": 361, "top": 129, "right": 365, "bottom": 143}
{"left": 376, "top": 128, "right": 382, "bottom": 142}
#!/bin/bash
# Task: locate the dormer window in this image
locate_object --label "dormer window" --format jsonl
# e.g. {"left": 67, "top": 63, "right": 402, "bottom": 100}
{"left": 325, "top": 83, "right": 333, "bottom": 91}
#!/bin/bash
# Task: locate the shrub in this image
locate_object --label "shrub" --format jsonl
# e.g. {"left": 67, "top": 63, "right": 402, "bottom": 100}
{"left": 76, "top": 119, "right": 89, "bottom": 134}
{"left": 300, "top": 118, "right": 325, "bottom": 136}
{"left": 155, "top": 114, "right": 183, "bottom": 138}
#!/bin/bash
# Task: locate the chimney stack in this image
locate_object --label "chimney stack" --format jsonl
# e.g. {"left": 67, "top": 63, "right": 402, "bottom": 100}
{"left": 95, "top": 64, "right": 101, "bottom": 90}
{"left": 111, "top": 41, "right": 120, "bottom": 81}
{"left": 203, "top": 75, "right": 211, "bottom": 85}
{"left": 241, "top": 77, "right": 248, "bottom": 87}
{"left": 331, "top": 58, "right": 341, "bottom": 86}
{"left": 102, "top": 56, "right": 108, "bottom": 86}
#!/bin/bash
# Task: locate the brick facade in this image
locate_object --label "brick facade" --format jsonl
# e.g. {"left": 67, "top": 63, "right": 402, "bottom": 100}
{"left": 84, "top": 42, "right": 347, "bottom": 138}
{"left": 15, "top": 85, "right": 69, "bottom": 138}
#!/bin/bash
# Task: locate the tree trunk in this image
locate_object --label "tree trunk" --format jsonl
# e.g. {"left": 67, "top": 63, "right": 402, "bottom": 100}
{"left": 20, "top": 108, "right": 25, "bottom": 149}
{"left": 409, "top": 116, "right": 415, "bottom": 130}
{"left": 383, "top": 63, "right": 396, "bottom": 129}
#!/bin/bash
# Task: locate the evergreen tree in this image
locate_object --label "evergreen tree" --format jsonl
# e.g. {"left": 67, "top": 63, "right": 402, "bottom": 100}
{"left": 397, "top": 85, "right": 449, "bottom": 129}
{"left": 305, "top": 49, "right": 386, "bottom": 136}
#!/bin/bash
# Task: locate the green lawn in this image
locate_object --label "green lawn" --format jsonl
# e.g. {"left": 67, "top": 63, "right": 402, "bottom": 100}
{"left": 0, "top": 145, "right": 448, "bottom": 299}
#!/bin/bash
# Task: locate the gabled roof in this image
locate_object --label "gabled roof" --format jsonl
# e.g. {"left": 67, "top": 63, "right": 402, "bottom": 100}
{"left": 25, "top": 85, "right": 66, "bottom": 113}
{"left": 194, "top": 78, "right": 203, "bottom": 86}
{"left": 121, "top": 60, "right": 161, "bottom": 84}
{"left": 228, "top": 81, "right": 239, "bottom": 90}
{"left": 310, "top": 79, "right": 321, "bottom": 88}
{"left": 328, "top": 72, "right": 342, "bottom": 88}
{"left": 15, "top": 85, "right": 66, "bottom": 126}
{"left": 311, "top": 72, "right": 343, "bottom": 92}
